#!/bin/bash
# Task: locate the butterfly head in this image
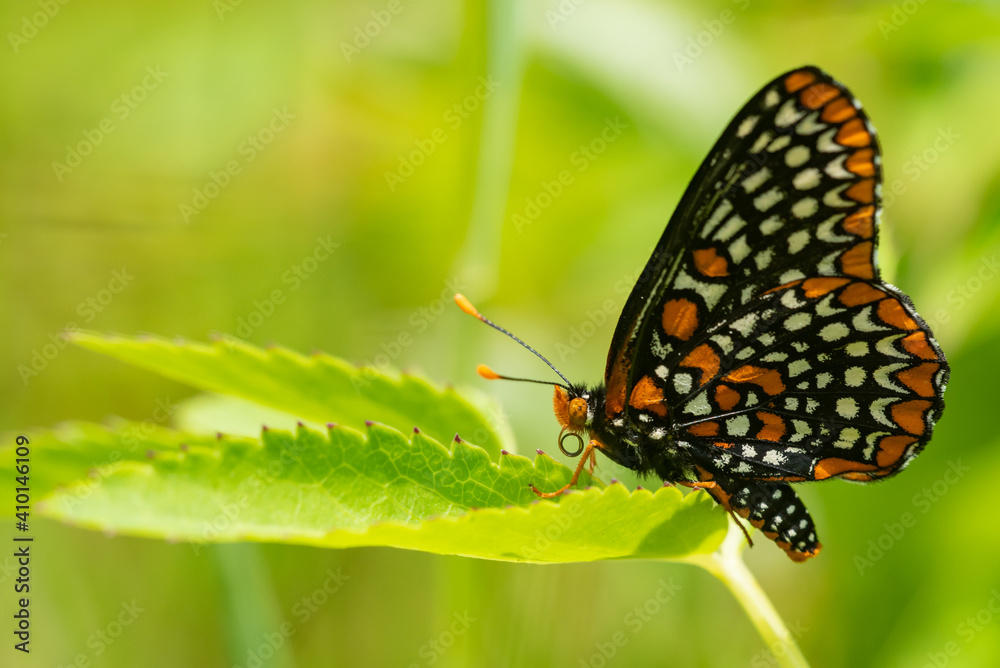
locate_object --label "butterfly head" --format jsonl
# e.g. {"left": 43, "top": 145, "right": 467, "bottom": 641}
{"left": 552, "top": 385, "right": 593, "bottom": 433}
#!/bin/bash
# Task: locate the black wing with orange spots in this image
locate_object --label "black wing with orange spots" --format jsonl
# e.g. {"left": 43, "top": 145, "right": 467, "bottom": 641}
{"left": 605, "top": 66, "right": 948, "bottom": 481}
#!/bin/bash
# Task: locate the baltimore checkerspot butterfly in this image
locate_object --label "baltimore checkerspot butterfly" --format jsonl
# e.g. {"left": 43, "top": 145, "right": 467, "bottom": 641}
{"left": 455, "top": 66, "right": 949, "bottom": 562}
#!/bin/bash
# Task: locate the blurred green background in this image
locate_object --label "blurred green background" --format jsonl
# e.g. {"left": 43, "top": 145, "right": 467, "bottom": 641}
{"left": 4, "top": 0, "right": 1000, "bottom": 666}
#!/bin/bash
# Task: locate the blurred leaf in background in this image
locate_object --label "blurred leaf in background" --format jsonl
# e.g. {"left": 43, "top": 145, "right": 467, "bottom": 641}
{"left": 3, "top": 0, "right": 1000, "bottom": 666}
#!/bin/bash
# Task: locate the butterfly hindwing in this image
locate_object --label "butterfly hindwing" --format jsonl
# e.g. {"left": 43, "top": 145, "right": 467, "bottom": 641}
{"left": 669, "top": 278, "right": 947, "bottom": 482}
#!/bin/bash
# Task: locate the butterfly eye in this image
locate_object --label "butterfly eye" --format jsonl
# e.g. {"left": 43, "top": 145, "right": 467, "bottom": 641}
{"left": 568, "top": 398, "right": 588, "bottom": 427}
{"left": 558, "top": 430, "right": 585, "bottom": 458}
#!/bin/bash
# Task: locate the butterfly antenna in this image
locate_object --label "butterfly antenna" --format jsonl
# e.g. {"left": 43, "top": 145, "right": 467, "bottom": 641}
{"left": 454, "top": 294, "right": 572, "bottom": 388}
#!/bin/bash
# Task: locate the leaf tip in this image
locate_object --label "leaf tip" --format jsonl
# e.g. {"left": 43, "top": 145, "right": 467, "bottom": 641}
{"left": 365, "top": 420, "right": 375, "bottom": 427}
{"left": 413, "top": 426, "right": 421, "bottom": 434}
{"left": 453, "top": 433, "right": 462, "bottom": 443}
{"left": 327, "top": 422, "right": 338, "bottom": 430}
{"left": 500, "top": 449, "right": 508, "bottom": 455}
{"left": 261, "top": 425, "right": 270, "bottom": 432}
{"left": 145, "top": 450, "right": 156, "bottom": 459}
{"left": 611, "top": 478, "right": 619, "bottom": 485}
{"left": 535, "top": 448, "right": 544, "bottom": 455}
{"left": 180, "top": 443, "right": 190, "bottom": 451}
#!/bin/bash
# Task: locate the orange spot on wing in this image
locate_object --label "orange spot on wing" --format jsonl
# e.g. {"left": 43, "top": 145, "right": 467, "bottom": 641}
{"left": 692, "top": 247, "right": 729, "bottom": 277}
{"left": 821, "top": 97, "right": 856, "bottom": 123}
{"left": 837, "top": 282, "right": 885, "bottom": 307}
{"left": 902, "top": 331, "right": 939, "bottom": 360}
{"left": 714, "top": 384, "right": 741, "bottom": 411}
{"left": 723, "top": 365, "right": 786, "bottom": 395}
{"left": 845, "top": 148, "right": 875, "bottom": 177}
{"left": 876, "top": 435, "right": 918, "bottom": 468}
{"left": 891, "top": 399, "right": 932, "bottom": 435}
{"left": 662, "top": 298, "right": 700, "bottom": 341}
{"left": 800, "top": 83, "right": 840, "bottom": 109}
{"left": 605, "top": 354, "right": 628, "bottom": 418}
{"left": 802, "top": 277, "right": 850, "bottom": 298}
{"left": 842, "top": 206, "right": 875, "bottom": 239}
{"left": 840, "top": 242, "right": 874, "bottom": 279}
{"left": 756, "top": 412, "right": 786, "bottom": 441}
{"left": 629, "top": 375, "right": 668, "bottom": 417}
{"left": 878, "top": 298, "right": 919, "bottom": 330}
{"left": 680, "top": 344, "right": 721, "bottom": 387}
{"left": 814, "top": 458, "right": 879, "bottom": 480}
{"left": 895, "top": 362, "right": 941, "bottom": 398}
{"left": 687, "top": 422, "right": 719, "bottom": 437}
{"left": 846, "top": 178, "right": 875, "bottom": 204}
{"left": 836, "top": 118, "right": 872, "bottom": 147}
{"left": 763, "top": 279, "right": 804, "bottom": 295}
{"left": 784, "top": 70, "right": 816, "bottom": 93}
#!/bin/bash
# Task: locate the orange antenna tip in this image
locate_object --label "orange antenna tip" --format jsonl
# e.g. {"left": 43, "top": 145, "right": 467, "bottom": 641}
{"left": 454, "top": 293, "right": 481, "bottom": 319}
{"left": 477, "top": 364, "right": 501, "bottom": 380}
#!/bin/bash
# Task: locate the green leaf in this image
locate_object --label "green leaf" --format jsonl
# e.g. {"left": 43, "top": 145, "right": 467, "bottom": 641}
{"left": 34, "top": 422, "right": 726, "bottom": 563}
{"left": 69, "top": 331, "right": 510, "bottom": 459}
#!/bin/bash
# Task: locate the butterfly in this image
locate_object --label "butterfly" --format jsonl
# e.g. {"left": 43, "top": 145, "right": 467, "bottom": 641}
{"left": 456, "top": 66, "right": 949, "bottom": 562}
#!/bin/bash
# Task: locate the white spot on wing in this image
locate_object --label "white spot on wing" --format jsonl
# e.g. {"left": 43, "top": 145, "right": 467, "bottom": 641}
{"left": 714, "top": 215, "right": 747, "bottom": 242}
{"left": 796, "top": 111, "right": 827, "bottom": 135}
{"left": 775, "top": 99, "right": 805, "bottom": 127}
{"left": 785, "top": 145, "right": 811, "bottom": 167}
{"left": 793, "top": 168, "right": 822, "bottom": 190}
{"left": 729, "top": 235, "right": 751, "bottom": 263}
{"left": 824, "top": 154, "right": 852, "bottom": 179}
{"left": 685, "top": 392, "right": 712, "bottom": 416}
{"left": 789, "top": 359, "right": 811, "bottom": 377}
{"left": 760, "top": 215, "right": 784, "bottom": 235}
{"left": 820, "top": 322, "right": 850, "bottom": 342}
{"left": 737, "top": 115, "right": 760, "bottom": 138}
{"left": 817, "top": 127, "right": 845, "bottom": 153}
{"left": 673, "top": 372, "right": 693, "bottom": 395}
{"left": 845, "top": 366, "right": 866, "bottom": 387}
{"left": 837, "top": 398, "right": 859, "bottom": 420}
{"left": 767, "top": 135, "right": 791, "bottom": 152}
{"left": 754, "top": 187, "right": 785, "bottom": 212}
{"left": 742, "top": 167, "right": 771, "bottom": 193}
{"left": 728, "top": 415, "right": 751, "bottom": 437}
{"left": 787, "top": 229, "right": 810, "bottom": 253}
{"left": 785, "top": 312, "right": 812, "bottom": 332}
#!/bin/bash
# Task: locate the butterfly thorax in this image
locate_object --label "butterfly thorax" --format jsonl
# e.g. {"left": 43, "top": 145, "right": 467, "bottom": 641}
{"left": 553, "top": 385, "right": 692, "bottom": 482}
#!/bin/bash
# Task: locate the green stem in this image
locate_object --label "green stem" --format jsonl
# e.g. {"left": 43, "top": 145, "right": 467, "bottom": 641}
{"left": 686, "top": 522, "right": 810, "bottom": 668}
{"left": 451, "top": 0, "right": 524, "bottom": 298}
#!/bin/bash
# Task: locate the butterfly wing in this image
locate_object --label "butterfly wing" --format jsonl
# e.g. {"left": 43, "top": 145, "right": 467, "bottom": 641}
{"left": 606, "top": 65, "right": 948, "bottom": 479}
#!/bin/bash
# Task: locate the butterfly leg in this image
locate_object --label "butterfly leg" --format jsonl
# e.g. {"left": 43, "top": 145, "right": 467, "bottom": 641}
{"left": 688, "top": 468, "right": 822, "bottom": 562}
{"left": 531, "top": 440, "right": 598, "bottom": 498}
